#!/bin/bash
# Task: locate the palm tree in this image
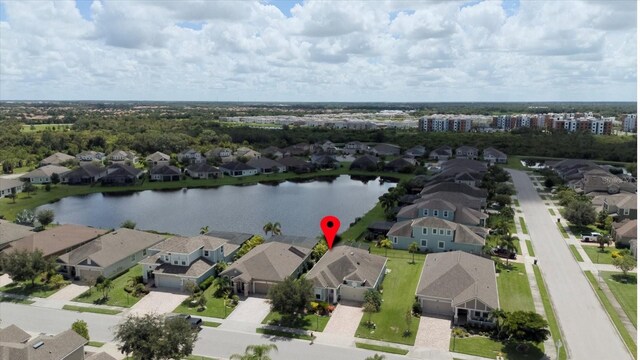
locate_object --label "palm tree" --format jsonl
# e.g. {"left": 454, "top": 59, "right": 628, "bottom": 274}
{"left": 408, "top": 242, "right": 419, "bottom": 264}
{"left": 597, "top": 234, "right": 612, "bottom": 252}
{"left": 378, "top": 238, "right": 393, "bottom": 257}
{"left": 490, "top": 309, "right": 507, "bottom": 339}
{"left": 98, "top": 279, "right": 112, "bottom": 300}
{"left": 378, "top": 193, "right": 396, "bottom": 212}
{"left": 499, "top": 235, "right": 518, "bottom": 266}
{"left": 200, "top": 225, "right": 209, "bottom": 235}
{"left": 230, "top": 344, "right": 278, "bottom": 360}
{"left": 263, "top": 222, "right": 273, "bottom": 236}
{"left": 271, "top": 222, "right": 282, "bottom": 235}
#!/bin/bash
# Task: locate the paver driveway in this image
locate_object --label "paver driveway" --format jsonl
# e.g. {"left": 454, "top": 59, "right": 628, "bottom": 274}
{"left": 48, "top": 283, "right": 90, "bottom": 301}
{"left": 226, "top": 297, "right": 271, "bottom": 324}
{"left": 128, "top": 290, "right": 188, "bottom": 316}
{"left": 323, "top": 302, "right": 363, "bottom": 337}
{"left": 414, "top": 315, "right": 451, "bottom": 350}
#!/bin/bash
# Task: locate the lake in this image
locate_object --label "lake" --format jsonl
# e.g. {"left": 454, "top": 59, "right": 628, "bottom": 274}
{"left": 37, "top": 175, "right": 394, "bottom": 237}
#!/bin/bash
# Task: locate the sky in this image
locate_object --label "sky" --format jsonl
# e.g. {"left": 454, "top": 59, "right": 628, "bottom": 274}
{"left": 0, "top": 0, "right": 636, "bottom": 102}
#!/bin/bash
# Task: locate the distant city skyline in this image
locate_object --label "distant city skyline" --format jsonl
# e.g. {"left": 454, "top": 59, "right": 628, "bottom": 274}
{"left": 0, "top": 0, "right": 636, "bottom": 102}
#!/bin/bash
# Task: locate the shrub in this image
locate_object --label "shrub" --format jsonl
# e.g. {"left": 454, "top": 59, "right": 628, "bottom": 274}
{"left": 199, "top": 276, "right": 215, "bottom": 291}
{"left": 412, "top": 299, "right": 422, "bottom": 315}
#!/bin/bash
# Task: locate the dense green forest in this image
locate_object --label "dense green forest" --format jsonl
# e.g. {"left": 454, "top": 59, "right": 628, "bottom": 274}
{"left": 0, "top": 116, "right": 636, "bottom": 170}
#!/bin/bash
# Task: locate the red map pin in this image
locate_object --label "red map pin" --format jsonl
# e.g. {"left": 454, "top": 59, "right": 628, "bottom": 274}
{"left": 320, "top": 215, "right": 340, "bottom": 249}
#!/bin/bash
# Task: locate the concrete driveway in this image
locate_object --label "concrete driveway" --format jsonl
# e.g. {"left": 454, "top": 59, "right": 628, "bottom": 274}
{"left": 414, "top": 315, "right": 451, "bottom": 350}
{"left": 48, "top": 283, "right": 90, "bottom": 301}
{"left": 0, "top": 274, "right": 13, "bottom": 287}
{"left": 323, "top": 302, "right": 362, "bottom": 337}
{"left": 226, "top": 297, "right": 271, "bottom": 324}
{"left": 128, "top": 290, "right": 187, "bottom": 316}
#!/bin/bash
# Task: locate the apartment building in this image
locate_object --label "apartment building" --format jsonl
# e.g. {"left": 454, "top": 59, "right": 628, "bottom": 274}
{"left": 418, "top": 117, "right": 472, "bottom": 132}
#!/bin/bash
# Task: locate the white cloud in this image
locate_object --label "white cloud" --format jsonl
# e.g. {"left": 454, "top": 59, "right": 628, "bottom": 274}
{"left": 0, "top": 0, "right": 635, "bottom": 101}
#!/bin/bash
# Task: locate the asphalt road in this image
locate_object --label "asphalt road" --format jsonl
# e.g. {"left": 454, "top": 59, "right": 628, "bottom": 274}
{"left": 508, "top": 169, "right": 631, "bottom": 360}
{"left": 0, "top": 302, "right": 409, "bottom": 360}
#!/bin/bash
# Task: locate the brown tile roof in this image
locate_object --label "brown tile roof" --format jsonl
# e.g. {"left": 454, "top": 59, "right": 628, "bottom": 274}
{"left": 220, "top": 242, "right": 310, "bottom": 283}
{"left": 306, "top": 246, "right": 387, "bottom": 288}
{"left": 6, "top": 225, "right": 108, "bottom": 257}
{"left": 416, "top": 251, "right": 499, "bottom": 310}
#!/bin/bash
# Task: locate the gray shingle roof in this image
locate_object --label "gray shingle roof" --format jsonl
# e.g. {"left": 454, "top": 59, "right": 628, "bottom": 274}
{"left": 0, "top": 220, "right": 33, "bottom": 248}
{"left": 420, "top": 182, "right": 488, "bottom": 198}
{"left": 416, "top": 251, "right": 499, "bottom": 310}
{"left": 0, "top": 328, "right": 87, "bottom": 360}
{"left": 220, "top": 161, "right": 257, "bottom": 171}
{"left": 20, "top": 165, "right": 70, "bottom": 180}
{"left": 40, "top": 152, "right": 75, "bottom": 165}
{"left": 247, "top": 157, "right": 285, "bottom": 170}
{"left": 388, "top": 217, "right": 485, "bottom": 246}
{"left": 306, "top": 246, "right": 387, "bottom": 288}
{"left": 150, "top": 164, "right": 181, "bottom": 176}
{"left": 0, "top": 324, "right": 31, "bottom": 343}
{"left": 220, "top": 242, "right": 310, "bottom": 283}
{"left": 7, "top": 225, "right": 108, "bottom": 257}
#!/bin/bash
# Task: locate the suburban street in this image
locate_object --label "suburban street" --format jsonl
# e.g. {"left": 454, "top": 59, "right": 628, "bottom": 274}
{"left": 508, "top": 169, "right": 632, "bottom": 360}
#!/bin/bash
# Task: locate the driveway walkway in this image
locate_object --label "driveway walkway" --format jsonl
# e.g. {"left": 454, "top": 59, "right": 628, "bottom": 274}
{"left": 414, "top": 315, "right": 451, "bottom": 350}
{"left": 48, "top": 284, "right": 89, "bottom": 301}
{"left": 509, "top": 169, "right": 632, "bottom": 360}
{"left": 127, "top": 290, "right": 187, "bottom": 316}
{"left": 323, "top": 302, "right": 363, "bottom": 337}
{"left": 0, "top": 274, "right": 12, "bottom": 287}
{"left": 226, "top": 297, "right": 271, "bottom": 324}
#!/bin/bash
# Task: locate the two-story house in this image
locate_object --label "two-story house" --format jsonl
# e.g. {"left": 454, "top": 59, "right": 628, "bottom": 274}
{"left": 397, "top": 198, "right": 488, "bottom": 227}
{"left": 455, "top": 146, "right": 479, "bottom": 160}
{"left": 206, "top": 148, "right": 234, "bottom": 163}
{"left": 139, "top": 235, "right": 237, "bottom": 290}
{"left": 145, "top": 151, "right": 171, "bottom": 167}
{"left": 344, "top": 141, "right": 370, "bottom": 154}
{"left": 603, "top": 193, "right": 637, "bottom": 221}
{"left": 429, "top": 146, "right": 453, "bottom": 161}
{"left": 387, "top": 217, "right": 485, "bottom": 254}
{"left": 107, "top": 150, "right": 137, "bottom": 164}
{"left": 177, "top": 149, "right": 204, "bottom": 164}
{"left": 76, "top": 150, "right": 105, "bottom": 162}
{"left": 483, "top": 147, "right": 507, "bottom": 164}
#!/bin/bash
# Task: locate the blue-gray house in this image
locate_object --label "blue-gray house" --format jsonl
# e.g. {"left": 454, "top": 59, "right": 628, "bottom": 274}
{"left": 387, "top": 217, "right": 485, "bottom": 254}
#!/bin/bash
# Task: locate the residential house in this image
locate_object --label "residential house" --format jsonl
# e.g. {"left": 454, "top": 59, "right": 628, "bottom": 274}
{"left": 267, "top": 234, "right": 319, "bottom": 249}
{"left": 204, "top": 230, "right": 254, "bottom": 249}
{"left": 405, "top": 145, "right": 426, "bottom": 158}
{"left": 580, "top": 168, "right": 636, "bottom": 195}
{"left": 344, "top": 141, "right": 370, "bottom": 154}
{"left": 603, "top": 193, "right": 637, "bottom": 220}
{"left": 219, "top": 161, "right": 259, "bottom": 177}
{"left": 234, "top": 147, "right": 261, "bottom": 160}
{"left": 483, "top": 147, "right": 507, "bottom": 164}
{"left": 310, "top": 154, "right": 339, "bottom": 169}
{"left": 3, "top": 224, "right": 108, "bottom": 258}
{"left": 106, "top": 150, "right": 137, "bottom": 165}
{"left": 40, "top": 152, "right": 75, "bottom": 166}
{"left": 185, "top": 163, "right": 223, "bottom": 179}
{"left": 612, "top": 219, "right": 637, "bottom": 248}
{"left": 420, "top": 182, "right": 488, "bottom": 200}
{"left": 397, "top": 198, "right": 488, "bottom": 227}
{"left": 220, "top": 242, "right": 311, "bottom": 296}
{"left": 205, "top": 148, "right": 234, "bottom": 163}
{"left": 101, "top": 164, "right": 143, "bottom": 185}
{"left": 58, "top": 228, "right": 167, "bottom": 283}
{"left": 0, "top": 325, "right": 116, "bottom": 360}
{"left": 415, "top": 251, "right": 498, "bottom": 326}
{"left": 370, "top": 143, "right": 401, "bottom": 157}
{"left": 149, "top": 164, "right": 182, "bottom": 182}
{"left": 140, "top": 235, "right": 237, "bottom": 290}
{"left": 455, "top": 146, "right": 479, "bottom": 160}
{"left": 313, "top": 141, "right": 337, "bottom": 154}
{"left": 76, "top": 150, "right": 105, "bottom": 162}
{"left": 0, "top": 178, "right": 24, "bottom": 198}
{"left": 61, "top": 163, "right": 107, "bottom": 185}
{"left": 383, "top": 157, "right": 416, "bottom": 173}
{"left": 350, "top": 155, "right": 380, "bottom": 171}
{"left": 282, "top": 143, "right": 310, "bottom": 157}
{"left": 429, "top": 146, "right": 452, "bottom": 161}
{"left": 387, "top": 217, "right": 485, "bottom": 254}
{"left": 277, "top": 157, "right": 313, "bottom": 173}
{"left": 427, "top": 159, "right": 488, "bottom": 187}
{"left": 419, "top": 190, "right": 485, "bottom": 210}
{"left": 145, "top": 151, "right": 170, "bottom": 167}
{"left": 177, "top": 149, "right": 204, "bottom": 164}
{"left": 20, "top": 165, "right": 70, "bottom": 184}
{"left": 306, "top": 246, "right": 387, "bottom": 303}
{"left": 247, "top": 157, "right": 287, "bottom": 174}
{"left": 0, "top": 219, "right": 33, "bottom": 251}
{"left": 262, "top": 146, "right": 284, "bottom": 159}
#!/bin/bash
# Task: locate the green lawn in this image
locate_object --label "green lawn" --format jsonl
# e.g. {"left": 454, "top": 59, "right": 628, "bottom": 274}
{"left": 519, "top": 217, "right": 528, "bottom": 234}
{"left": 355, "top": 342, "right": 409, "bottom": 355}
{"left": 496, "top": 262, "right": 535, "bottom": 312}
{"left": 582, "top": 246, "right": 615, "bottom": 264}
{"left": 525, "top": 240, "right": 535, "bottom": 257}
{"left": 569, "top": 245, "right": 584, "bottom": 262}
{"left": 203, "top": 321, "right": 221, "bottom": 328}
{"left": 513, "top": 199, "right": 520, "bottom": 207}
{"left": 585, "top": 272, "right": 637, "bottom": 359}
{"left": 533, "top": 266, "right": 567, "bottom": 360}
{"left": 548, "top": 208, "right": 556, "bottom": 216}
{"left": 341, "top": 202, "right": 384, "bottom": 242}
{"left": 567, "top": 224, "right": 605, "bottom": 238}
{"left": 262, "top": 311, "right": 330, "bottom": 332}
{"left": 87, "top": 341, "right": 105, "bottom": 347}
{"left": 355, "top": 249, "right": 425, "bottom": 345}
{"left": 0, "top": 165, "right": 411, "bottom": 220}
{"left": 501, "top": 155, "right": 528, "bottom": 170}
{"left": 256, "top": 327, "right": 313, "bottom": 340}
{"left": 21, "top": 124, "right": 73, "bottom": 133}
{"left": 602, "top": 272, "right": 637, "bottom": 328}
{"left": 556, "top": 223, "right": 569, "bottom": 239}
{"left": 450, "top": 336, "right": 544, "bottom": 360}
{"left": 62, "top": 305, "right": 121, "bottom": 315}
{"left": 0, "top": 296, "right": 35, "bottom": 304}
{"left": 173, "top": 284, "right": 236, "bottom": 319}
{"left": 0, "top": 276, "right": 67, "bottom": 298}
{"left": 74, "top": 265, "right": 144, "bottom": 307}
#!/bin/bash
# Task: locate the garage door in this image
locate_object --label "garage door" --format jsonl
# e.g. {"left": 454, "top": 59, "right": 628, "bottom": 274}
{"left": 156, "top": 275, "right": 182, "bottom": 290}
{"left": 421, "top": 297, "right": 453, "bottom": 316}
{"left": 340, "top": 286, "right": 366, "bottom": 302}
{"left": 253, "top": 282, "right": 273, "bottom": 295}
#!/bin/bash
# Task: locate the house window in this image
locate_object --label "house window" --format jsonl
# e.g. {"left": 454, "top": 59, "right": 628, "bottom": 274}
{"left": 316, "top": 294, "right": 321, "bottom": 300}
{"left": 143, "top": 249, "right": 147, "bottom": 256}
{"left": 204, "top": 250, "right": 210, "bottom": 257}
{"left": 433, "top": 210, "right": 439, "bottom": 216}
{"left": 393, "top": 237, "right": 398, "bottom": 244}
{"left": 438, "top": 241, "right": 445, "bottom": 249}
{"left": 443, "top": 210, "right": 449, "bottom": 217}
{"left": 475, "top": 311, "right": 481, "bottom": 317}
{"left": 181, "top": 261, "right": 186, "bottom": 265}
{"left": 432, "top": 228, "right": 437, "bottom": 234}
{"left": 439, "top": 229, "right": 444, "bottom": 235}
{"left": 624, "top": 208, "right": 630, "bottom": 215}
{"left": 173, "top": 260, "right": 178, "bottom": 265}
{"left": 422, "top": 228, "right": 427, "bottom": 235}
{"left": 165, "top": 256, "right": 169, "bottom": 262}
{"left": 446, "top": 230, "right": 452, "bottom": 236}
{"left": 421, "top": 239, "right": 427, "bottom": 246}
